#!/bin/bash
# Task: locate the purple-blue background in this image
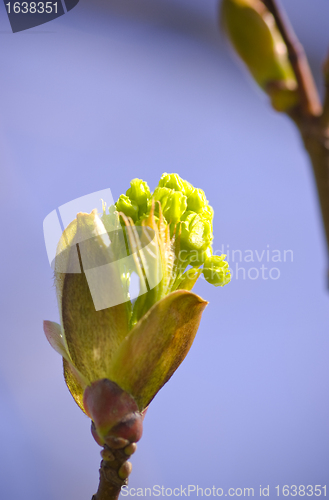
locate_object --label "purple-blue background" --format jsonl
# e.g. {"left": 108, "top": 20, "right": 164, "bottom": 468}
{"left": 0, "top": 0, "right": 328, "bottom": 498}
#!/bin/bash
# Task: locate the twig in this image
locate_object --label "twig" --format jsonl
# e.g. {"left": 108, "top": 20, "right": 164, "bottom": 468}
{"left": 294, "top": 116, "right": 329, "bottom": 283}
{"left": 262, "top": 0, "right": 322, "bottom": 117}
{"left": 92, "top": 444, "right": 135, "bottom": 500}
{"left": 321, "top": 51, "right": 329, "bottom": 128}
{"left": 257, "top": 0, "right": 329, "bottom": 280}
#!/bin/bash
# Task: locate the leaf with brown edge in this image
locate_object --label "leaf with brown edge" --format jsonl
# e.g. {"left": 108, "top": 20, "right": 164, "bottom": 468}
{"left": 63, "top": 358, "right": 87, "bottom": 414}
{"left": 108, "top": 290, "right": 208, "bottom": 410}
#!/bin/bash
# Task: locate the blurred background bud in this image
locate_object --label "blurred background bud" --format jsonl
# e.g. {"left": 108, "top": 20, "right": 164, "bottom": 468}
{"left": 221, "top": 0, "right": 299, "bottom": 111}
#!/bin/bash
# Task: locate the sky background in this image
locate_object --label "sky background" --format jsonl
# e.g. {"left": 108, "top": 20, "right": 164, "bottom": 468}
{"left": 0, "top": 0, "right": 329, "bottom": 498}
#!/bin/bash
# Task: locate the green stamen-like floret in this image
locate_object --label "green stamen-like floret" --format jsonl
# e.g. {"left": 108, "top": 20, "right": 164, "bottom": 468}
{"left": 116, "top": 194, "right": 139, "bottom": 222}
{"left": 180, "top": 211, "right": 212, "bottom": 251}
{"left": 126, "top": 178, "right": 151, "bottom": 215}
{"left": 152, "top": 187, "right": 187, "bottom": 224}
{"left": 202, "top": 255, "right": 231, "bottom": 287}
{"left": 114, "top": 173, "right": 231, "bottom": 291}
{"left": 158, "top": 172, "right": 194, "bottom": 197}
{"left": 199, "top": 205, "right": 214, "bottom": 221}
{"left": 186, "top": 188, "right": 208, "bottom": 213}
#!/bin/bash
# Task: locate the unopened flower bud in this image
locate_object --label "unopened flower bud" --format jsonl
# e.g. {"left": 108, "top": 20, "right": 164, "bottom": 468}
{"left": 202, "top": 255, "right": 231, "bottom": 287}
{"left": 180, "top": 211, "right": 212, "bottom": 251}
{"left": 153, "top": 187, "right": 187, "bottom": 224}
{"left": 158, "top": 172, "right": 193, "bottom": 197}
{"left": 187, "top": 188, "right": 208, "bottom": 213}
{"left": 116, "top": 194, "right": 139, "bottom": 221}
{"left": 199, "top": 204, "right": 214, "bottom": 222}
{"left": 126, "top": 179, "right": 151, "bottom": 212}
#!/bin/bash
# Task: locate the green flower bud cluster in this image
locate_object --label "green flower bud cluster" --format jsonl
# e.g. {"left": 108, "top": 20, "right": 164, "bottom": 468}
{"left": 114, "top": 173, "right": 231, "bottom": 290}
{"left": 43, "top": 173, "right": 231, "bottom": 461}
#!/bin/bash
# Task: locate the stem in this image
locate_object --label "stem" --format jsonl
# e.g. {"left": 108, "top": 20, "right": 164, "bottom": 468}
{"left": 321, "top": 51, "right": 329, "bottom": 128}
{"left": 295, "top": 115, "right": 329, "bottom": 277}
{"left": 261, "top": 0, "right": 329, "bottom": 277}
{"left": 92, "top": 445, "right": 134, "bottom": 500}
{"left": 262, "top": 0, "right": 322, "bottom": 117}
